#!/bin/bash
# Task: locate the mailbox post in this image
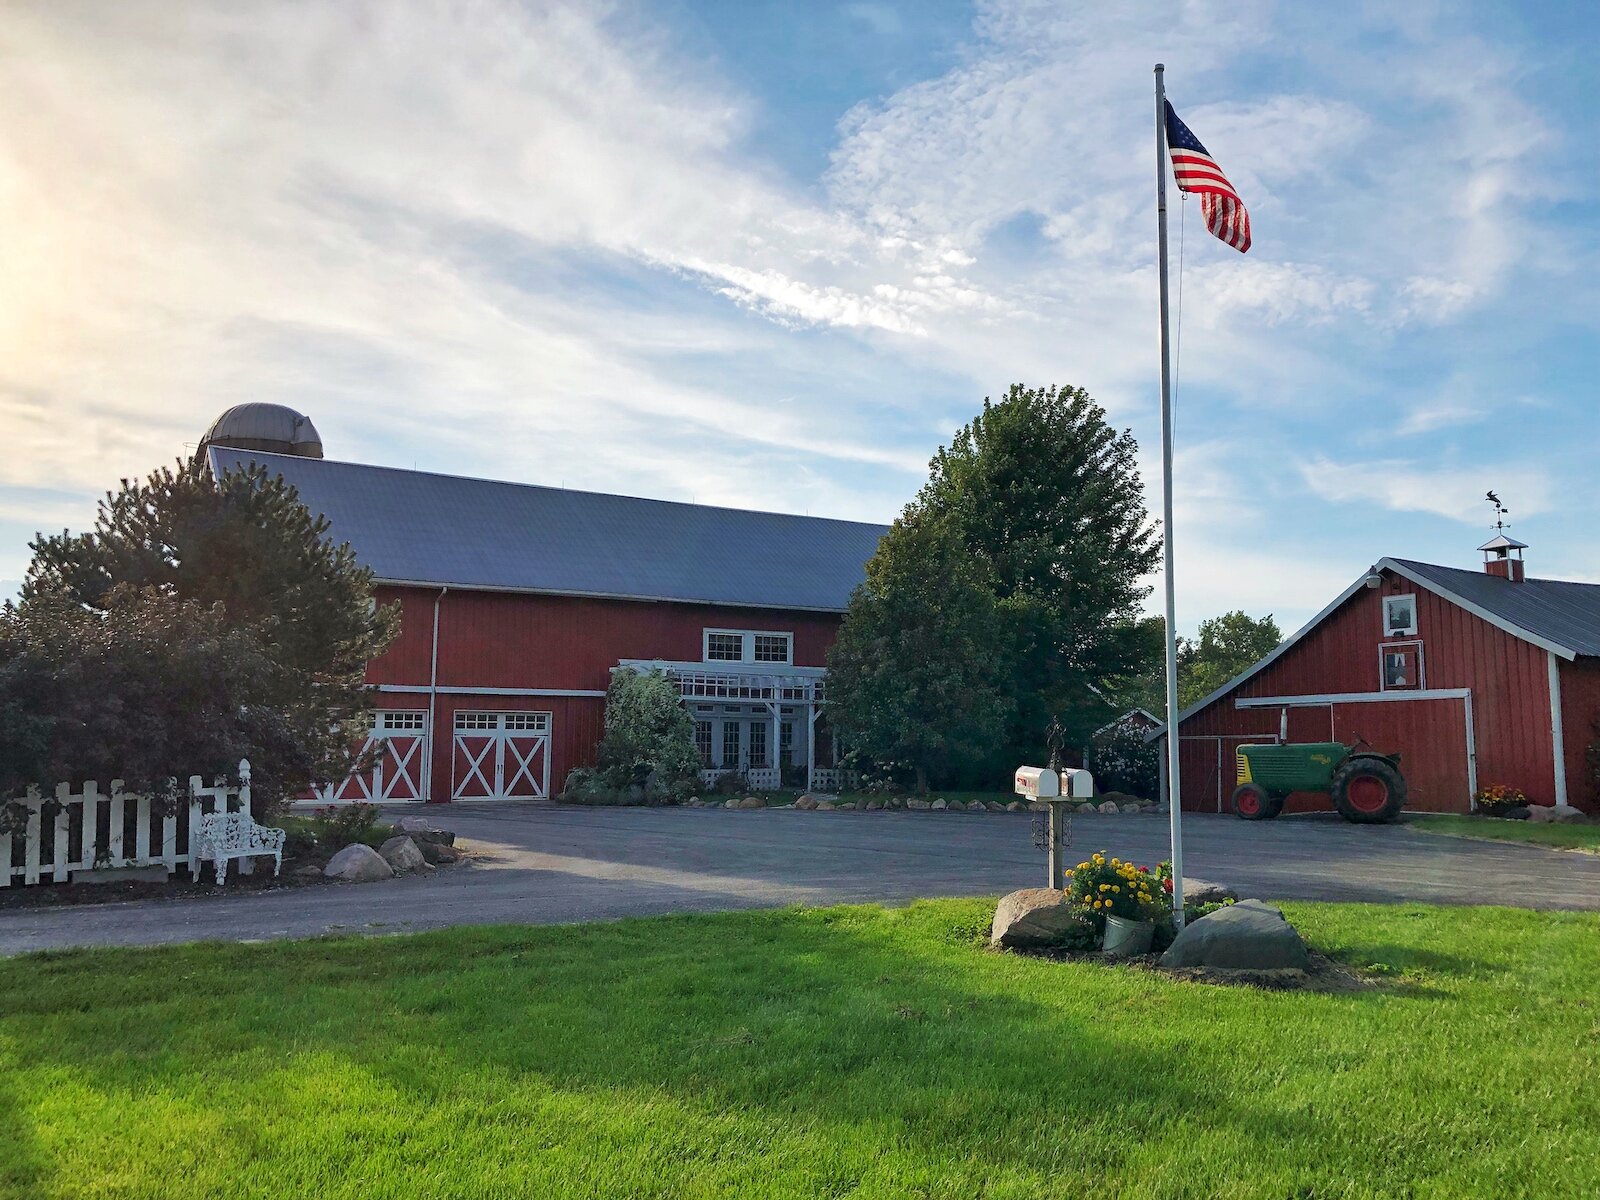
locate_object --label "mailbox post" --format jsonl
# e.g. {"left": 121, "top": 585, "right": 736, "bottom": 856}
{"left": 1015, "top": 766, "right": 1097, "bottom": 888}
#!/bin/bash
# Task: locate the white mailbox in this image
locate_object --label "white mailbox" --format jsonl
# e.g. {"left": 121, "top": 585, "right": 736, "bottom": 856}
{"left": 1060, "top": 768, "right": 1096, "bottom": 799}
{"left": 1013, "top": 766, "right": 1059, "bottom": 799}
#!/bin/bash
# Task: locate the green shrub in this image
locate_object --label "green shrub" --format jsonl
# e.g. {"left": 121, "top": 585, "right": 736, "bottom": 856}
{"left": 592, "top": 669, "right": 700, "bottom": 802}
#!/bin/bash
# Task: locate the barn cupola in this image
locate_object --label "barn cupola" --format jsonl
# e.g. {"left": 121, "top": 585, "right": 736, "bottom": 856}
{"left": 1478, "top": 491, "right": 1525, "bottom": 581}
{"left": 199, "top": 403, "right": 324, "bottom": 458}
{"left": 1478, "top": 533, "right": 1528, "bottom": 582}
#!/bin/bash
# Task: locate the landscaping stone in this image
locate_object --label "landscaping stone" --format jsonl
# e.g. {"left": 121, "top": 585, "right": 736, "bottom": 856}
{"left": 931, "top": 799, "right": 948, "bottom": 811}
{"left": 887, "top": 797, "right": 906, "bottom": 809}
{"left": 794, "top": 796, "right": 818, "bottom": 811}
{"left": 738, "top": 796, "right": 766, "bottom": 809}
{"left": 946, "top": 799, "right": 965, "bottom": 811}
{"left": 323, "top": 843, "right": 394, "bottom": 883}
{"left": 418, "top": 839, "right": 462, "bottom": 865}
{"left": 1097, "top": 801, "right": 1120, "bottom": 814}
{"left": 1007, "top": 801, "right": 1026, "bottom": 812}
{"left": 907, "top": 799, "right": 931, "bottom": 811}
{"left": 724, "top": 798, "right": 741, "bottom": 810}
{"left": 396, "top": 816, "right": 456, "bottom": 846}
{"left": 379, "top": 836, "right": 431, "bottom": 873}
{"left": 986, "top": 801, "right": 1007, "bottom": 812}
{"left": 293, "top": 864, "right": 324, "bottom": 879}
{"left": 816, "top": 801, "right": 837, "bottom": 811}
{"left": 991, "top": 888, "right": 1092, "bottom": 950}
{"left": 1159, "top": 899, "right": 1311, "bottom": 971}
{"left": 865, "top": 799, "right": 884, "bottom": 811}
{"left": 1119, "top": 802, "right": 1142, "bottom": 814}
{"left": 1528, "top": 804, "right": 1588, "bottom": 824}
{"left": 1182, "top": 878, "right": 1237, "bottom": 905}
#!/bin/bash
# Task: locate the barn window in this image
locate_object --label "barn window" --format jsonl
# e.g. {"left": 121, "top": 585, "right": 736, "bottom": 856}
{"left": 1383, "top": 594, "right": 1418, "bottom": 637}
{"left": 753, "top": 633, "right": 792, "bottom": 663}
{"left": 1380, "top": 640, "right": 1424, "bottom": 691}
{"left": 706, "top": 632, "right": 744, "bottom": 661}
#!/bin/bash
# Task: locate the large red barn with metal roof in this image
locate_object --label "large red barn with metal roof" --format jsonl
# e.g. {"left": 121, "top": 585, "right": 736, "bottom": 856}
{"left": 1165, "top": 537, "right": 1600, "bottom": 816}
{"left": 201, "top": 406, "right": 887, "bottom": 805}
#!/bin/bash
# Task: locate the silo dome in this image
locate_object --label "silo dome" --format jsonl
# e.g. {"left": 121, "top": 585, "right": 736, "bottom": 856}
{"left": 200, "top": 403, "right": 324, "bottom": 458}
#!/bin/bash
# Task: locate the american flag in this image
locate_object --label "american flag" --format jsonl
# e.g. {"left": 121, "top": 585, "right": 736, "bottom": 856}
{"left": 1163, "top": 99, "right": 1250, "bottom": 253}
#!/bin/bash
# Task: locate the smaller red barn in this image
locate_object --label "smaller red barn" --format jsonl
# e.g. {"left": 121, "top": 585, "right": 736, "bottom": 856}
{"left": 1164, "top": 537, "right": 1600, "bottom": 815}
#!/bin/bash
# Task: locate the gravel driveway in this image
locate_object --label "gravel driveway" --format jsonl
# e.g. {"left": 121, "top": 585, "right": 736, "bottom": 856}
{"left": 2, "top": 805, "right": 1597, "bottom": 955}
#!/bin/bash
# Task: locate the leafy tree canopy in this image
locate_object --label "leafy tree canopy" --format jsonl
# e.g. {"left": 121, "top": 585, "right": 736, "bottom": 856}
{"left": 7, "top": 456, "right": 395, "bottom": 811}
{"left": 826, "top": 511, "right": 1012, "bottom": 792}
{"left": 1177, "top": 610, "right": 1283, "bottom": 709}
{"left": 912, "top": 383, "right": 1161, "bottom": 758}
{"left": 593, "top": 668, "right": 701, "bottom": 797}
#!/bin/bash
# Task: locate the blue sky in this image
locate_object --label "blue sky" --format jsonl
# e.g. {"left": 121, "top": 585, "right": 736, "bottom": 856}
{"left": 1, "top": 0, "right": 1595, "bottom": 633}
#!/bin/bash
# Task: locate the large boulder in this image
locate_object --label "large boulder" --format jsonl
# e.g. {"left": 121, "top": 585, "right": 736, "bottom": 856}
{"left": 379, "top": 835, "right": 431, "bottom": 873}
{"left": 323, "top": 843, "right": 395, "bottom": 883}
{"left": 1159, "top": 899, "right": 1311, "bottom": 970}
{"left": 991, "top": 888, "right": 1091, "bottom": 950}
{"left": 417, "top": 839, "right": 462, "bottom": 865}
{"left": 794, "top": 795, "right": 819, "bottom": 811}
{"left": 738, "top": 796, "right": 766, "bottom": 809}
{"left": 397, "top": 816, "right": 456, "bottom": 846}
{"left": 1527, "top": 804, "right": 1588, "bottom": 824}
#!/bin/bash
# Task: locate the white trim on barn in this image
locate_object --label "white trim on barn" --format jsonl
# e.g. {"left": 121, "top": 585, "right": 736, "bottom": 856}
{"left": 1548, "top": 652, "right": 1568, "bottom": 807}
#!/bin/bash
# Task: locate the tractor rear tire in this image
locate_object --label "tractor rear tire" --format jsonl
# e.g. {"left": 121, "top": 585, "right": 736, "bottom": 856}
{"left": 1232, "top": 783, "right": 1278, "bottom": 820}
{"left": 1331, "top": 757, "right": 1406, "bottom": 824}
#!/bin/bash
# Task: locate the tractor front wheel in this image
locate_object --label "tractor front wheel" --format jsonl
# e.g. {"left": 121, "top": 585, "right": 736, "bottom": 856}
{"left": 1331, "top": 757, "right": 1406, "bottom": 823}
{"left": 1231, "top": 783, "right": 1281, "bottom": 820}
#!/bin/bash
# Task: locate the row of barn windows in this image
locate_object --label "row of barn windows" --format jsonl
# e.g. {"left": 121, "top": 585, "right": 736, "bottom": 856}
{"left": 1382, "top": 594, "right": 1421, "bottom": 692}
{"left": 703, "top": 629, "right": 792, "bottom": 665}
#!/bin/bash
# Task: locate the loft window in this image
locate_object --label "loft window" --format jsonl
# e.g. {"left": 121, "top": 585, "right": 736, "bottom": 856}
{"left": 753, "top": 634, "right": 792, "bottom": 663}
{"left": 706, "top": 632, "right": 744, "bottom": 661}
{"left": 1383, "top": 594, "right": 1418, "bottom": 637}
{"left": 1380, "top": 640, "right": 1424, "bottom": 691}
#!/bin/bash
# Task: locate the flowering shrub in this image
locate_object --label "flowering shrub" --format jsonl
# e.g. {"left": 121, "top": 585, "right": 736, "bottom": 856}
{"left": 1066, "top": 851, "right": 1165, "bottom": 926}
{"left": 1474, "top": 784, "right": 1527, "bottom": 818}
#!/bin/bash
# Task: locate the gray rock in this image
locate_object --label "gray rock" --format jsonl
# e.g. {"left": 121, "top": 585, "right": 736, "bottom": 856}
{"left": 931, "top": 798, "right": 948, "bottom": 811}
{"left": 379, "top": 835, "right": 431, "bottom": 873}
{"left": 418, "top": 839, "right": 461, "bottom": 865}
{"left": 323, "top": 843, "right": 395, "bottom": 883}
{"left": 1159, "top": 899, "right": 1311, "bottom": 971}
{"left": 794, "top": 795, "right": 819, "bottom": 811}
{"left": 1527, "top": 804, "right": 1588, "bottom": 824}
{"left": 292, "top": 864, "right": 324, "bottom": 879}
{"left": 738, "top": 796, "right": 765, "bottom": 809}
{"left": 816, "top": 801, "right": 836, "bottom": 811}
{"left": 887, "top": 797, "right": 906, "bottom": 809}
{"left": 1181, "top": 878, "right": 1237, "bottom": 905}
{"left": 865, "top": 799, "right": 884, "bottom": 811}
{"left": 905, "top": 798, "right": 931, "bottom": 811}
{"left": 1007, "top": 800, "right": 1026, "bottom": 812}
{"left": 1119, "top": 802, "right": 1142, "bottom": 814}
{"left": 396, "top": 816, "right": 456, "bottom": 846}
{"left": 986, "top": 801, "right": 1007, "bottom": 812}
{"left": 945, "top": 799, "right": 965, "bottom": 811}
{"left": 991, "top": 888, "right": 1092, "bottom": 950}
{"left": 1097, "top": 801, "right": 1120, "bottom": 814}
{"left": 723, "top": 797, "right": 741, "bottom": 810}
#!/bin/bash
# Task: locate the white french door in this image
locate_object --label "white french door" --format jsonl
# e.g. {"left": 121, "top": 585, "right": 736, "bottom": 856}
{"left": 451, "top": 711, "right": 552, "bottom": 800}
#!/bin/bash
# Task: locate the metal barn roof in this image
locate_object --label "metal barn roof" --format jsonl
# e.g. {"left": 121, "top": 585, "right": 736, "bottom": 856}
{"left": 1385, "top": 558, "right": 1600, "bottom": 659}
{"left": 208, "top": 447, "right": 888, "bottom": 612}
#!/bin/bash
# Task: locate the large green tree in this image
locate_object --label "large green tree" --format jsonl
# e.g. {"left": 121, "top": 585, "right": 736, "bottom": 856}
{"left": 11, "top": 456, "right": 396, "bottom": 811}
{"left": 1177, "top": 610, "right": 1282, "bottom": 709}
{"left": 912, "top": 383, "right": 1161, "bottom": 762}
{"left": 826, "top": 512, "right": 1011, "bottom": 792}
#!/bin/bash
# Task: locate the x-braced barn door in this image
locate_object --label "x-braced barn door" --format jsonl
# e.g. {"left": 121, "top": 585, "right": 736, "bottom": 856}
{"left": 320, "top": 710, "right": 430, "bottom": 804}
{"left": 451, "top": 711, "right": 552, "bottom": 800}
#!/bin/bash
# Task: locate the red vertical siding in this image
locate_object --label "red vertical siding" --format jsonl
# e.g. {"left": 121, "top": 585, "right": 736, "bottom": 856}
{"left": 1559, "top": 658, "right": 1600, "bottom": 814}
{"left": 365, "top": 586, "right": 842, "bottom": 802}
{"left": 1178, "top": 566, "right": 1559, "bottom": 814}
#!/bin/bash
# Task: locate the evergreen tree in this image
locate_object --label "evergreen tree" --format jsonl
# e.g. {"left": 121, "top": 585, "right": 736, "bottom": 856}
{"left": 826, "top": 512, "right": 1011, "bottom": 792}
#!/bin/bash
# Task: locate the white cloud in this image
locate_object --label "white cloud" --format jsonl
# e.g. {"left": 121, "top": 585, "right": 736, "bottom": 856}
{"left": 1297, "top": 456, "right": 1553, "bottom": 524}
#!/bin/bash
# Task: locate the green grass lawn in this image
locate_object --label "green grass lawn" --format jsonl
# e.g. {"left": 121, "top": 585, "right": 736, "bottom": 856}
{"left": 3, "top": 902, "right": 1598, "bottom": 1198}
{"left": 1408, "top": 813, "right": 1600, "bottom": 852}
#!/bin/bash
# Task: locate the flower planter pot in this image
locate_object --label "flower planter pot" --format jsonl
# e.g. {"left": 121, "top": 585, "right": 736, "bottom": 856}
{"left": 1102, "top": 913, "right": 1155, "bottom": 958}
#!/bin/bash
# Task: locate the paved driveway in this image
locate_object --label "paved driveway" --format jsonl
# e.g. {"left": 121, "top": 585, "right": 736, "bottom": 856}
{"left": 3, "top": 806, "right": 1598, "bottom": 955}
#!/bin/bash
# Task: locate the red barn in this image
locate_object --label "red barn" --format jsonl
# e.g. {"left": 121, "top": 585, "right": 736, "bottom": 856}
{"left": 204, "top": 418, "right": 886, "bottom": 805}
{"left": 1167, "top": 538, "right": 1600, "bottom": 816}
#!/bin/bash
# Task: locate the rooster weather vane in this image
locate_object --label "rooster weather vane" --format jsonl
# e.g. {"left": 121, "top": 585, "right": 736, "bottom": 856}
{"left": 1486, "top": 490, "right": 1510, "bottom": 533}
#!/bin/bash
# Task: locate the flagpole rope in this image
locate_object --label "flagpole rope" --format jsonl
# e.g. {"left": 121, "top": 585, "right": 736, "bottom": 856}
{"left": 1173, "top": 195, "right": 1186, "bottom": 437}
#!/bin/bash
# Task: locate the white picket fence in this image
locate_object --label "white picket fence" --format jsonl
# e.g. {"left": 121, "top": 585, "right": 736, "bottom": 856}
{"left": 1, "top": 760, "right": 255, "bottom": 887}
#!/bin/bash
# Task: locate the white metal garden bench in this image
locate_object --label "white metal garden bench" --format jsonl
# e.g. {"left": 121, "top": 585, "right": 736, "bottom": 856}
{"left": 192, "top": 811, "right": 287, "bottom": 885}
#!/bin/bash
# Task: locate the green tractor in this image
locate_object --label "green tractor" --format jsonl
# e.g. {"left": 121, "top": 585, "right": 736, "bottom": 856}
{"left": 1231, "top": 741, "right": 1407, "bottom": 824}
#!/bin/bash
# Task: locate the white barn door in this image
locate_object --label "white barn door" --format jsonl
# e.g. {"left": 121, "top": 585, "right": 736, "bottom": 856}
{"left": 451, "top": 711, "right": 552, "bottom": 800}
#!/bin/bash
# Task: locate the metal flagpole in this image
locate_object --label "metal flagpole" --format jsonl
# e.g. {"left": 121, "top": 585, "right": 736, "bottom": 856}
{"left": 1154, "top": 63, "right": 1186, "bottom": 928}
